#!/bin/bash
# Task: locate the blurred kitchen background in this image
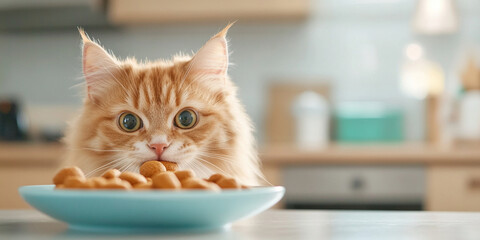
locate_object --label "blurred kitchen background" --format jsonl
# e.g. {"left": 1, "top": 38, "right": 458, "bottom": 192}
{"left": 2, "top": 0, "right": 480, "bottom": 211}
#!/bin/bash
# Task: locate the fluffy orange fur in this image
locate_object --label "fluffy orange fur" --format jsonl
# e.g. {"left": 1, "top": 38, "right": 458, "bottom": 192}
{"left": 64, "top": 24, "right": 262, "bottom": 185}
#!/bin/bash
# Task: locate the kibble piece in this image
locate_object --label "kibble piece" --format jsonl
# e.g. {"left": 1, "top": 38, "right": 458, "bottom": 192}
{"left": 87, "top": 177, "right": 107, "bottom": 188}
{"left": 102, "top": 169, "right": 121, "bottom": 179}
{"left": 209, "top": 182, "right": 222, "bottom": 191}
{"left": 119, "top": 172, "right": 147, "bottom": 185}
{"left": 133, "top": 182, "right": 153, "bottom": 189}
{"left": 216, "top": 177, "right": 241, "bottom": 189}
{"left": 53, "top": 167, "right": 85, "bottom": 185}
{"left": 152, "top": 172, "right": 181, "bottom": 189}
{"left": 174, "top": 170, "right": 195, "bottom": 181}
{"left": 207, "top": 173, "right": 225, "bottom": 183}
{"left": 182, "top": 178, "right": 221, "bottom": 191}
{"left": 102, "top": 178, "right": 132, "bottom": 189}
{"left": 140, "top": 161, "right": 166, "bottom": 178}
{"left": 76, "top": 180, "right": 96, "bottom": 189}
{"left": 241, "top": 185, "right": 250, "bottom": 189}
{"left": 63, "top": 176, "right": 87, "bottom": 188}
{"left": 181, "top": 178, "right": 207, "bottom": 189}
{"left": 55, "top": 184, "right": 65, "bottom": 189}
{"left": 160, "top": 161, "right": 178, "bottom": 171}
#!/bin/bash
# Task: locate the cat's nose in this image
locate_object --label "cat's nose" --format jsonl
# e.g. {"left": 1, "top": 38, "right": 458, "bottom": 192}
{"left": 149, "top": 143, "right": 168, "bottom": 157}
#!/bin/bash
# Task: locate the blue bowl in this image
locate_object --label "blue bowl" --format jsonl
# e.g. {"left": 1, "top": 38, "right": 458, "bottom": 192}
{"left": 19, "top": 185, "right": 284, "bottom": 232}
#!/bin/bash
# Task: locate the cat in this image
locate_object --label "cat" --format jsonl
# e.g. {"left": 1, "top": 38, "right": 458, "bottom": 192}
{"left": 63, "top": 24, "right": 262, "bottom": 186}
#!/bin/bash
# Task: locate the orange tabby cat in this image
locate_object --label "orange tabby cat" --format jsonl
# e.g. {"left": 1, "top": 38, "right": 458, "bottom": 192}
{"left": 64, "top": 24, "right": 262, "bottom": 185}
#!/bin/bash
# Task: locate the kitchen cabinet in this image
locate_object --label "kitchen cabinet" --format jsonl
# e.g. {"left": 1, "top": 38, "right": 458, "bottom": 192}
{"left": 261, "top": 143, "right": 480, "bottom": 211}
{"left": 0, "top": 143, "right": 63, "bottom": 209}
{"left": 427, "top": 165, "right": 480, "bottom": 211}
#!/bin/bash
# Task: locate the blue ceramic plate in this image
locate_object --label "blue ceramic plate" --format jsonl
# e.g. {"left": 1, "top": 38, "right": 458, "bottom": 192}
{"left": 19, "top": 185, "right": 284, "bottom": 232}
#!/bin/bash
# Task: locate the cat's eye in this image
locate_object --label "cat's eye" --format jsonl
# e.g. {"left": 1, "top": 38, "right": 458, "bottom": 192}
{"left": 118, "top": 112, "right": 143, "bottom": 132}
{"left": 174, "top": 108, "right": 198, "bottom": 129}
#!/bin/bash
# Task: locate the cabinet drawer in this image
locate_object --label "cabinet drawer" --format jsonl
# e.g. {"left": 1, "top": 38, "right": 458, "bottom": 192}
{"left": 0, "top": 166, "right": 58, "bottom": 209}
{"left": 427, "top": 166, "right": 480, "bottom": 211}
{"left": 284, "top": 165, "right": 425, "bottom": 204}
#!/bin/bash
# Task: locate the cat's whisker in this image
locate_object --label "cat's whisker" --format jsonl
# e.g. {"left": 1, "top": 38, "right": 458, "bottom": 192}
{"left": 127, "top": 161, "right": 141, "bottom": 173}
{"left": 195, "top": 157, "right": 231, "bottom": 176}
{"left": 197, "top": 151, "right": 272, "bottom": 186}
{"left": 70, "top": 81, "right": 87, "bottom": 90}
{"left": 90, "top": 161, "right": 127, "bottom": 177}
{"left": 197, "top": 152, "right": 233, "bottom": 160}
{"left": 197, "top": 155, "right": 238, "bottom": 177}
{"left": 118, "top": 162, "right": 130, "bottom": 172}
{"left": 199, "top": 149, "right": 260, "bottom": 170}
{"left": 196, "top": 152, "right": 238, "bottom": 165}
{"left": 118, "top": 159, "right": 138, "bottom": 173}
{"left": 200, "top": 157, "right": 272, "bottom": 186}
{"left": 189, "top": 161, "right": 212, "bottom": 179}
{"left": 84, "top": 148, "right": 126, "bottom": 152}
{"left": 184, "top": 161, "right": 198, "bottom": 175}
{"left": 69, "top": 147, "right": 128, "bottom": 153}
{"left": 255, "top": 174, "right": 273, "bottom": 186}
{"left": 125, "top": 160, "right": 139, "bottom": 173}
{"left": 85, "top": 157, "right": 130, "bottom": 177}
{"left": 86, "top": 156, "right": 129, "bottom": 172}
{"left": 196, "top": 151, "right": 241, "bottom": 173}
{"left": 203, "top": 145, "right": 235, "bottom": 151}
{"left": 85, "top": 159, "right": 125, "bottom": 176}
{"left": 185, "top": 161, "right": 206, "bottom": 178}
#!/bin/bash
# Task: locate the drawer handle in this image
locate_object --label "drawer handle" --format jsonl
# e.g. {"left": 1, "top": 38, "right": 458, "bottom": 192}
{"left": 351, "top": 177, "right": 365, "bottom": 190}
{"left": 468, "top": 177, "right": 480, "bottom": 190}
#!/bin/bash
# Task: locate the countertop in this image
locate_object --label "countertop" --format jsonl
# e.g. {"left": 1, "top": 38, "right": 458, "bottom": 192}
{"left": 261, "top": 143, "right": 480, "bottom": 165}
{"left": 2, "top": 209, "right": 480, "bottom": 240}
{"left": 0, "top": 142, "right": 63, "bottom": 166}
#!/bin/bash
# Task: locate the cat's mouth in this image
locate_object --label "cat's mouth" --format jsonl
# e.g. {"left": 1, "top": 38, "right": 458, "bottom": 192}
{"left": 157, "top": 159, "right": 176, "bottom": 164}
{"left": 146, "top": 158, "right": 176, "bottom": 164}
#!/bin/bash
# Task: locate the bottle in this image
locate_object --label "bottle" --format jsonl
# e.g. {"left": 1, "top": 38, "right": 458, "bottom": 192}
{"left": 291, "top": 91, "right": 329, "bottom": 148}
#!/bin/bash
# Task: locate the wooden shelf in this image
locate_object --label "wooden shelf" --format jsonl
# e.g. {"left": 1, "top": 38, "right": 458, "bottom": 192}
{"left": 260, "top": 143, "right": 480, "bottom": 165}
{"left": 108, "top": 0, "right": 309, "bottom": 24}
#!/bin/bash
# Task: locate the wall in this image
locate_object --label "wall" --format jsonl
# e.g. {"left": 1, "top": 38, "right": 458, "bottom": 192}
{"left": 1, "top": 0, "right": 479, "bottom": 143}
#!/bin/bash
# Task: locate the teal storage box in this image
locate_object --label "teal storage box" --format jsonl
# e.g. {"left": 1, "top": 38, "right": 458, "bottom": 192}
{"left": 334, "top": 102, "right": 404, "bottom": 142}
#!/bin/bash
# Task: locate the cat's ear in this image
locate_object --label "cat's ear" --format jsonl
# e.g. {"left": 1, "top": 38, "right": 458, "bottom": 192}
{"left": 79, "top": 28, "right": 119, "bottom": 100}
{"left": 189, "top": 23, "right": 233, "bottom": 77}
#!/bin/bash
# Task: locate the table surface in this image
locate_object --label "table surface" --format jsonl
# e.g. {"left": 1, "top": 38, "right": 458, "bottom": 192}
{"left": 2, "top": 210, "right": 480, "bottom": 240}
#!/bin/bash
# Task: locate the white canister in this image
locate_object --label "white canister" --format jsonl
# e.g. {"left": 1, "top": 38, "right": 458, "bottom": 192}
{"left": 457, "top": 91, "right": 480, "bottom": 140}
{"left": 291, "top": 91, "right": 329, "bottom": 148}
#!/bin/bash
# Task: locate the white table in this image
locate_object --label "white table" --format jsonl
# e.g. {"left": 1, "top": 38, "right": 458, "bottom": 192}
{"left": 2, "top": 209, "right": 480, "bottom": 240}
